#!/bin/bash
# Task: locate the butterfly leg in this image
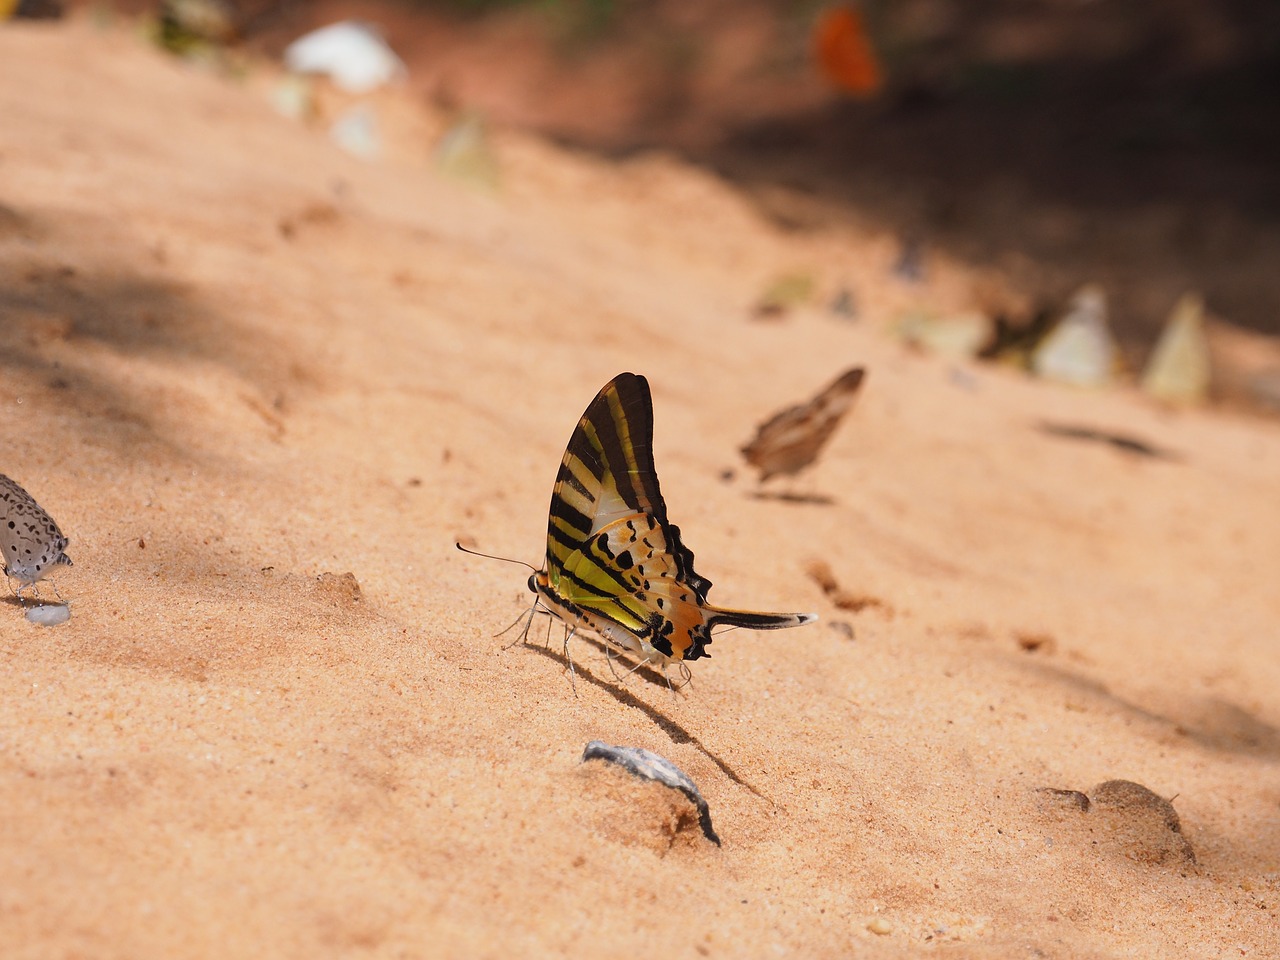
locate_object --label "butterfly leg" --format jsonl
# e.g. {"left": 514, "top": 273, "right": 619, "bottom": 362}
{"left": 9, "top": 579, "right": 33, "bottom": 609}
{"left": 603, "top": 641, "right": 652, "bottom": 686}
{"left": 542, "top": 608, "right": 556, "bottom": 650}
{"left": 603, "top": 641, "right": 626, "bottom": 683}
{"left": 498, "top": 601, "right": 542, "bottom": 651}
{"left": 661, "top": 662, "right": 693, "bottom": 698}
{"left": 677, "top": 661, "right": 694, "bottom": 690}
{"left": 561, "top": 625, "right": 579, "bottom": 695}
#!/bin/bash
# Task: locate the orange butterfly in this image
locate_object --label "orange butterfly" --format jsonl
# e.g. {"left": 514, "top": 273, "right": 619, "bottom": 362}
{"left": 813, "top": 5, "right": 883, "bottom": 97}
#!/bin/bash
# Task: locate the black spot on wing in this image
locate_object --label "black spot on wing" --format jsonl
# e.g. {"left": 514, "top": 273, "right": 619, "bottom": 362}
{"left": 684, "top": 625, "right": 713, "bottom": 661}
{"left": 649, "top": 614, "right": 675, "bottom": 658}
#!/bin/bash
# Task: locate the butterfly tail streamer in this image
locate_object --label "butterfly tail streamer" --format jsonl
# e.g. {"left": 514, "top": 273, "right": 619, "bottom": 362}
{"left": 706, "top": 607, "right": 818, "bottom": 631}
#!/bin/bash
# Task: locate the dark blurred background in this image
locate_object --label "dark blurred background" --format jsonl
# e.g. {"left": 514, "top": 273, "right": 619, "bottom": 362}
{"left": 64, "top": 0, "right": 1280, "bottom": 352}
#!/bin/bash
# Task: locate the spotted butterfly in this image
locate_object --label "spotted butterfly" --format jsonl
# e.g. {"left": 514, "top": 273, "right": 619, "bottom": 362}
{"left": 0, "top": 473, "right": 73, "bottom": 595}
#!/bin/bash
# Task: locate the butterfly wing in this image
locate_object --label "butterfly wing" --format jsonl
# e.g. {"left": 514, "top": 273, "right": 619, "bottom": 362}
{"left": 545, "top": 372, "right": 709, "bottom": 601}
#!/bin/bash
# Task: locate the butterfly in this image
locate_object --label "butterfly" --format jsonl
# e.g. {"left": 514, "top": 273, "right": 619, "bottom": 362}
{"left": 813, "top": 5, "right": 884, "bottom": 98}
{"left": 0, "top": 473, "right": 73, "bottom": 596}
{"left": 740, "top": 367, "right": 866, "bottom": 482}
{"left": 526, "top": 373, "right": 816, "bottom": 681}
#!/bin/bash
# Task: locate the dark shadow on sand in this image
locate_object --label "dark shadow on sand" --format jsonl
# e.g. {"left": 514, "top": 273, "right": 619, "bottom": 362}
{"left": 0, "top": 202, "right": 317, "bottom": 460}
{"left": 1038, "top": 421, "right": 1181, "bottom": 460}
{"left": 748, "top": 490, "right": 836, "bottom": 506}
{"left": 1015, "top": 657, "right": 1280, "bottom": 760}
{"left": 520, "top": 640, "right": 771, "bottom": 802}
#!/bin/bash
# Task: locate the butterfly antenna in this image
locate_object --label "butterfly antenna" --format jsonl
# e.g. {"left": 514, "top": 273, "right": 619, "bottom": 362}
{"left": 455, "top": 542, "right": 537, "bottom": 572}
{"left": 492, "top": 610, "right": 524, "bottom": 639}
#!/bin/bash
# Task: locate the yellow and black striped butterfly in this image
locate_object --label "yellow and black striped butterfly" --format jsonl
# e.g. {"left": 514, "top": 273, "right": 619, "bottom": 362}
{"left": 527, "top": 372, "right": 817, "bottom": 679}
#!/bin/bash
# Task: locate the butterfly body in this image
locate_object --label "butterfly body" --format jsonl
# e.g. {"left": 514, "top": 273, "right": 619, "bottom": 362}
{"left": 0, "top": 473, "right": 73, "bottom": 591}
{"left": 741, "top": 367, "right": 866, "bottom": 482}
{"left": 530, "top": 373, "right": 816, "bottom": 673}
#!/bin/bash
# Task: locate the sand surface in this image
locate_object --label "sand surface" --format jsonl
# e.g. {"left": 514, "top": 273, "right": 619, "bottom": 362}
{"left": 2, "top": 20, "right": 1279, "bottom": 959}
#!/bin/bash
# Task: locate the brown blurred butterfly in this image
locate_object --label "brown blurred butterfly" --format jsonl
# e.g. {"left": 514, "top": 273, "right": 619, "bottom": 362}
{"left": 741, "top": 368, "right": 866, "bottom": 482}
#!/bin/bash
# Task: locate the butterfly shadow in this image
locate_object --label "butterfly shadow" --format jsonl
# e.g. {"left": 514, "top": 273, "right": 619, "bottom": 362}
{"left": 0, "top": 583, "right": 67, "bottom": 609}
{"left": 748, "top": 489, "right": 836, "bottom": 506}
{"left": 1037, "top": 421, "right": 1181, "bottom": 460}
{"left": 519, "top": 640, "right": 772, "bottom": 802}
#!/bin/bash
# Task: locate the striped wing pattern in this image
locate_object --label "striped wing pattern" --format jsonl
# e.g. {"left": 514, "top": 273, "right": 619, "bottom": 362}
{"left": 741, "top": 367, "right": 866, "bottom": 481}
{"left": 531, "top": 373, "right": 816, "bottom": 668}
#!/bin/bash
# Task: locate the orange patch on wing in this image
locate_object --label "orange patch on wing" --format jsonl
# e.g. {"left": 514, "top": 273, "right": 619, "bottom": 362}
{"left": 813, "top": 5, "right": 884, "bottom": 97}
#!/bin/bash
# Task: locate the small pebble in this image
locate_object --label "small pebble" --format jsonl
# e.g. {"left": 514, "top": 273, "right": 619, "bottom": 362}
{"left": 329, "top": 104, "right": 381, "bottom": 160}
{"left": 434, "top": 112, "right": 500, "bottom": 190}
{"left": 866, "top": 917, "right": 892, "bottom": 936}
{"left": 1035, "top": 778, "right": 1196, "bottom": 866}
{"left": 25, "top": 603, "right": 70, "bottom": 626}
{"left": 892, "top": 235, "right": 925, "bottom": 283}
{"left": 582, "top": 741, "right": 720, "bottom": 845}
{"left": 829, "top": 287, "right": 857, "bottom": 319}
{"left": 751, "top": 272, "right": 814, "bottom": 319}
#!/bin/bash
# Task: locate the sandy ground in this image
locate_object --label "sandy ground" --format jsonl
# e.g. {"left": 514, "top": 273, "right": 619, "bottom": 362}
{"left": 2, "top": 19, "right": 1279, "bottom": 959}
